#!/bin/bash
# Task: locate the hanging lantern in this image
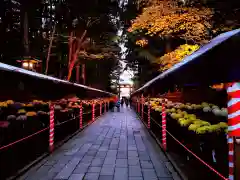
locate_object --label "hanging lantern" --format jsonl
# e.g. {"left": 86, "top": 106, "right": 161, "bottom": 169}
{"left": 16, "top": 58, "right": 42, "bottom": 72}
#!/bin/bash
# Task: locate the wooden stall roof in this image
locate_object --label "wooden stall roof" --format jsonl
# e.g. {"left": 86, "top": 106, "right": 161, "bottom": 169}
{"left": 0, "top": 62, "right": 115, "bottom": 100}
{"left": 132, "top": 29, "right": 240, "bottom": 96}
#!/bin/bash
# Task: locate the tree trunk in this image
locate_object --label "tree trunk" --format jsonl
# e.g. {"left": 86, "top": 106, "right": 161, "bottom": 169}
{"left": 81, "top": 63, "right": 86, "bottom": 84}
{"left": 45, "top": 24, "right": 56, "bottom": 74}
{"left": 76, "top": 63, "right": 80, "bottom": 83}
{"left": 23, "top": 11, "right": 29, "bottom": 57}
{"left": 59, "top": 63, "right": 62, "bottom": 79}
{"left": 68, "top": 31, "right": 73, "bottom": 67}
{"left": 67, "top": 62, "right": 75, "bottom": 81}
{"left": 67, "top": 30, "right": 87, "bottom": 81}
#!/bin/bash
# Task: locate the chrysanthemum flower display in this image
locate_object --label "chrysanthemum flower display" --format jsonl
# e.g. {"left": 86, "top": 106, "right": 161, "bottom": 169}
{"left": 148, "top": 97, "right": 228, "bottom": 134}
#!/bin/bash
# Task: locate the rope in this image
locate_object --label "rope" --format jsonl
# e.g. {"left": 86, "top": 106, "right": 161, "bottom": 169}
{"left": 0, "top": 108, "right": 102, "bottom": 151}
{"left": 82, "top": 107, "right": 100, "bottom": 115}
{"left": 55, "top": 116, "right": 80, "bottom": 126}
{"left": 141, "top": 110, "right": 228, "bottom": 180}
{"left": 0, "top": 127, "right": 49, "bottom": 151}
{"left": 55, "top": 108, "right": 101, "bottom": 126}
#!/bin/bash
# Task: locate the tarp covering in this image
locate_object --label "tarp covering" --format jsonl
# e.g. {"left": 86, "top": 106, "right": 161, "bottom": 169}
{"left": 132, "top": 29, "right": 240, "bottom": 95}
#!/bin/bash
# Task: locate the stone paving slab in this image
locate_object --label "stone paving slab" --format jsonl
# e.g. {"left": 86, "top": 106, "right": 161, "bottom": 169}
{"left": 18, "top": 107, "right": 180, "bottom": 180}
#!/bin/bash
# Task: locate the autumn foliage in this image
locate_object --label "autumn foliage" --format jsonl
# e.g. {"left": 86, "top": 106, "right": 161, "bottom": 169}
{"left": 136, "top": 39, "right": 148, "bottom": 47}
{"left": 126, "top": 0, "right": 212, "bottom": 72}
{"left": 155, "top": 44, "right": 200, "bottom": 71}
{"left": 128, "top": 0, "right": 213, "bottom": 43}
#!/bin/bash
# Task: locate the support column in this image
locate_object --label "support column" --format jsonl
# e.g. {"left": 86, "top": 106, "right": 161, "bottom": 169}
{"left": 227, "top": 82, "right": 240, "bottom": 180}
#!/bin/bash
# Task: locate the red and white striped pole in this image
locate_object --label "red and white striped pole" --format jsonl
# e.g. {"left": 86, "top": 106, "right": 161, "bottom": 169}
{"left": 228, "top": 136, "right": 234, "bottom": 180}
{"left": 100, "top": 102, "right": 102, "bottom": 116}
{"left": 227, "top": 82, "right": 240, "bottom": 180}
{"left": 49, "top": 103, "right": 55, "bottom": 152}
{"left": 161, "top": 99, "right": 167, "bottom": 151}
{"left": 79, "top": 102, "right": 83, "bottom": 129}
{"left": 148, "top": 101, "right": 151, "bottom": 129}
{"left": 92, "top": 103, "right": 95, "bottom": 122}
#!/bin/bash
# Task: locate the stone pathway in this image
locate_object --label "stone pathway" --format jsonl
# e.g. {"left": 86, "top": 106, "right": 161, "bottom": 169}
{"left": 18, "top": 107, "right": 180, "bottom": 180}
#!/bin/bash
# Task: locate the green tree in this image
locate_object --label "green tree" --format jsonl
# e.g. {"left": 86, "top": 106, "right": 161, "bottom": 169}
{"left": 0, "top": 0, "right": 122, "bottom": 91}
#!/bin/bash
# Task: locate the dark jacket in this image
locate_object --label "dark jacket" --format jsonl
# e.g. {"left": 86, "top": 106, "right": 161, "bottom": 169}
{"left": 116, "top": 100, "right": 121, "bottom": 107}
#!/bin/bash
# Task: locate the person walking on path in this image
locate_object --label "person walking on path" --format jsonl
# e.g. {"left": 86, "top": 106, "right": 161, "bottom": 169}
{"left": 110, "top": 96, "right": 118, "bottom": 112}
{"left": 121, "top": 98, "right": 124, "bottom": 107}
{"left": 125, "top": 98, "right": 129, "bottom": 107}
{"left": 115, "top": 99, "right": 121, "bottom": 112}
{"left": 109, "top": 100, "right": 114, "bottom": 112}
{"left": 129, "top": 98, "right": 132, "bottom": 107}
